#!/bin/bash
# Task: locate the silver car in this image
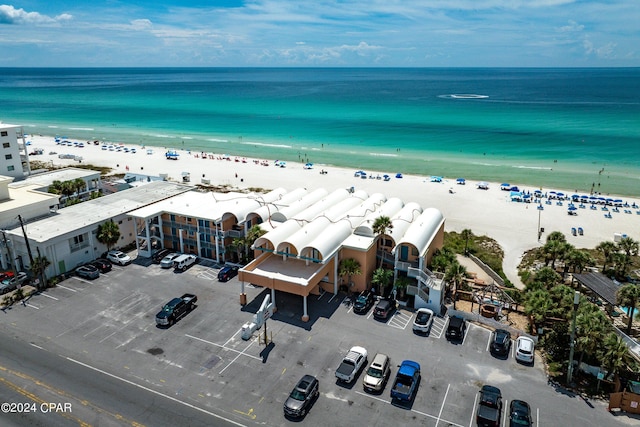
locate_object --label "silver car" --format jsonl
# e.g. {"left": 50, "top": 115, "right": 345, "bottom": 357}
{"left": 362, "top": 353, "right": 391, "bottom": 393}
{"left": 160, "top": 253, "right": 180, "bottom": 269}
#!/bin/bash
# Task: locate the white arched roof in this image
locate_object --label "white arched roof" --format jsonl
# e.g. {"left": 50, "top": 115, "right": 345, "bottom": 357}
{"left": 287, "top": 188, "right": 350, "bottom": 223}
{"left": 248, "top": 188, "right": 308, "bottom": 223}
{"left": 387, "top": 202, "right": 423, "bottom": 244}
{"left": 270, "top": 188, "right": 328, "bottom": 223}
{"left": 253, "top": 220, "right": 303, "bottom": 251}
{"left": 301, "top": 220, "right": 353, "bottom": 262}
{"left": 354, "top": 197, "right": 404, "bottom": 237}
{"left": 393, "top": 208, "right": 444, "bottom": 257}
{"left": 215, "top": 198, "right": 263, "bottom": 224}
{"left": 276, "top": 216, "right": 331, "bottom": 256}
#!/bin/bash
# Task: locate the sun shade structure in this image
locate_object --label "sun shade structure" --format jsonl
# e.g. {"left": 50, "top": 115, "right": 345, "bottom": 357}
{"left": 572, "top": 272, "right": 620, "bottom": 306}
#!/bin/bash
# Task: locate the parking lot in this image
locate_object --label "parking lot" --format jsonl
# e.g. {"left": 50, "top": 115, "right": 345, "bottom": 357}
{"left": 0, "top": 257, "right": 628, "bottom": 427}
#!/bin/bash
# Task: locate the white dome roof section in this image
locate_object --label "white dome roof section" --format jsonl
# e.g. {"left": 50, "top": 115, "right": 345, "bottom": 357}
{"left": 288, "top": 188, "right": 351, "bottom": 223}
{"left": 394, "top": 208, "right": 444, "bottom": 257}
{"left": 387, "top": 202, "right": 423, "bottom": 245}
{"left": 247, "top": 188, "right": 307, "bottom": 224}
{"left": 354, "top": 197, "right": 404, "bottom": 237}
{"left": 253, "top": 220, "right": 303, "bottom": 253}
{"left": 270, "top": 188, "right": 328, "bottom": 223}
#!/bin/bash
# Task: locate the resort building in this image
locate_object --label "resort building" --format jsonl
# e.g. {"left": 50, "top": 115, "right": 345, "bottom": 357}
{"left": 0, "top": 123, "right": 30, "bottom": 178}
{"left": 9, "top": 167, "right": 102, "bottom": 206}
{"left": 4, "top": 181, "right": 191, "bottom": 276}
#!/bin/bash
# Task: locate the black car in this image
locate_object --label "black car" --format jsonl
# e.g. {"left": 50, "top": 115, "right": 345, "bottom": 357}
{"left": 91, "top": 258, "right": 112, "bottom": 273}
{"left": 353, "top": 290, "right": 375, "bottom": 314}
{"left": 490, "top": 329, "right": 512, "bottom": 357}
{"left": 445, "top": 315, "right": 467, "bottom": 341}
{"left": 509, "top": 399, "right": 532, "bottom": 426}
{"left": 283, "top": 374, "right": 319, "bottom": 418}
{"left": 152, "top": 248, "right": 171, "bottom": 264}
{"left": 218, "top": 265, "right": 239, "bottom": 282}
{"left": 373, "top": 298, "right": 396, "bottom": 320}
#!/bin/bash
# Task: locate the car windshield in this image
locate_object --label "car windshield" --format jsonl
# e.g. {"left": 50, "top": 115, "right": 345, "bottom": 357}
{"left": 510, "top": 413, "right": 530, "bottom": 425}
{"left": 356, "top": 296, "right": 367, "bottom": 304}
{"left": 366, "top": 366, "right": 382, "bottom": 378}
{"left": 290, "top": 389, "right": 306, "bottom": 401}
{"left": 416, "top": 312, "right": 431, "bottom": 323}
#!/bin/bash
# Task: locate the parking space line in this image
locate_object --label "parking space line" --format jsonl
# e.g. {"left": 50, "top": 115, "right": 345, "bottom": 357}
{"left": 503, "top": 399, "right": 508, "bottom": 427}
{"left": 222, "top": 329, "right": 241, "bottom": 347}
{"left": 72, "top": 276, "right": 92, "bottom": 284}
{"left": 39, "top": 293, "right": 59, "bottom": 300}
{"left": 431, "top": 316, "right": 446, "bottom": 339}
{"left": 185, "top": 334, "right": 261, "bottom": 361}
{"left": 317, "top": 290, "right": 326, "bottom": 300}
{"left": 56, "top": 284, "right": 77, "bottom": 292}
{"left": 388, "top": 310, "right": 412, "bottom": 330}
{"left": 219, "top": 338, "right": 258, "bottom": 375}
{"left": 435, "top": 383, "right": 450, "bottom": 426}
{"left": 84, "top": 324, "right": 104, "bottom": 338}
{"left": 99, "top": 330, "right": 119, "bottom": 343}
{"left": 469, "top": 390, "right": 478, "bottom": 427}
{"left": 486, "top": 331, "right": 492, "bottom": 352}
{"left": 327, "top": 293, "right": 339, "bottom": 303}
{"left": 26, "top": 303, "right": 39, "bottom": 309}
{"left": 536, "top": 407, "right": 539, "bottom": 427}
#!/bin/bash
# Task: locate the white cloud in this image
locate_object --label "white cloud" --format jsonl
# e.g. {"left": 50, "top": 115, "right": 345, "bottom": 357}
{"left": 558, "top": 20, "right": 584, "bottom": 32}
{"left": 130, "top": 19, "right": 152, "bottom": 30}
{"left": 0, "top": 5, "right": 72, "bottom": 25}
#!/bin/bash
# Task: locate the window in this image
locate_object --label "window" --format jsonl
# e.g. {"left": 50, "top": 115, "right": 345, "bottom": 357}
{"left": 69, "top": 233, "right": 89, "bottom": 252}
{"left": 5, "top": 154, "right": 12, "bottom": 160}
{"left": 1, "top": 131, "right": 8, "bottom": 137}
{"left": 7, "top": 165, "right": 14, "bottom": 171}
{"left": 2, "top": 142, "right": 9, "bottom": 148}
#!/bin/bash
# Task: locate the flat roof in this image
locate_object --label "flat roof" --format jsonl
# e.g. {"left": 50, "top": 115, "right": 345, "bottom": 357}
{"left": 250, "top": 254, "right": 325, "bottom": 286}
{"left": 7, "top": 181, "right": 191, "bottom": 242}
{"left": 573, "top": 272, "right": 620, "bottom": 306}
{"left": 9, "top": 167, "right": 100, "bottom": 189}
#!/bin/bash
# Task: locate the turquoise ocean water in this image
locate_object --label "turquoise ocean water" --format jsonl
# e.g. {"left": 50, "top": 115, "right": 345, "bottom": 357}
{"left": 1, "top": 67, "right": 639, "bottom": 196}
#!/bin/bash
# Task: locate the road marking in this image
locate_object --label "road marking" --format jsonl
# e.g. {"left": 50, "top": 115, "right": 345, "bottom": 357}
{"left": 66, "top": 357, "right": 247, "bottom": 427}
{"left": 435, "top": 383, "right": 451, "bottom": 426}
{"left": 219, "top": 338, "right": 257, "bottom": 375}
{"left": 99, "top": 330, "right": 119, "bottom": 343}
{"left": 83, "top": 324, "right": 104, "bottom": 338}
{"left": 185, "top": 334, "right": 261, "bottom": 361}
{"left": 39, "top": 292, "right": 59, "bottom": 300}
{"left": 536, "top": 407, "right": 539, "bottom": 427}
{"left": 504, "top": 399, "right": 508, "bottom": 427}
{"left": 30, "top": 343, "right": 44, "bottom": 350}
{"left": 486, "top": 331, "right": 492, "bottom": 352}
{"left": 233, "top": 407, "right": 256, "bottom": 420}
{"left": 222, "top": 329, "right": 242, "bottom": 347}
{"left": 327, "top": 293, "right": 339, "bottom": 303}
{"left": 57, "top": 284, "right": 78, "bottom": 292}
{"left": 469, "top": 390, "right": 478, "bottom": 427}
{"left": 72, "top": 276, "right": 92, "bottom": 284}
{"left": 26, "top": 303, "right": 40, "bottom": 309}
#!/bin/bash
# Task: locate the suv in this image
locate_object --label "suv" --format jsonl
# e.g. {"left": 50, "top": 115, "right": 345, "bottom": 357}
{"left": 218, "top": 265, "right": 239, "bottom": 282}
{"left": 283, "top": 375, "right": 319, "bottom": 418}
{"left": 509, "top": 399, "right": 532, "bottom": 426}
{"left": 373, "top": 298, "right": 396, "bottom": 320}
{"left": 362, "top": 353, "right": 391, "bottom": 393}
{"left": 446, "top": 315, "right": 467, "bottom": 342}
{"left": 490, "top": 329, "right": 512, "bottom": 357}
{"left": 515, "top": 336, "right": 535, "bottom": 364}
{"left": 91, "top": 258, "right": 112, "bottom": 273}
{"left": 106, "top": 250, "right": 131, "bottom": 266}
{"left": 413, "top": 308, "right": 434, "bottom": 334}
{"left": 353, "top": 290, "right": 375, "bottom": 314}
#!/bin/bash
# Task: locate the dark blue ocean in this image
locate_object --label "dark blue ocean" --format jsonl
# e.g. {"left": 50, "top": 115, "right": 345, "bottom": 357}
{"left": 0, "top": 67, "right": 639, "bottom": 195}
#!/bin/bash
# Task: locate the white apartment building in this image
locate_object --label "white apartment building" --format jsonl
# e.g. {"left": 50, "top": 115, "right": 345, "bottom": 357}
{"left": 0, "top": 123, "right": 30, "bottom": 178}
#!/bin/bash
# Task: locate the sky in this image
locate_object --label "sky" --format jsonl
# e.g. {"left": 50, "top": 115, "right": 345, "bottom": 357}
{"left": 0, "top": 1, "right": 638, "bottom": 67}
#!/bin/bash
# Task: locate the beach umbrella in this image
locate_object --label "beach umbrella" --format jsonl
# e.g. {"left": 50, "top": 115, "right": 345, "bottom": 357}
{"left": 501, "top": 183, "right": 510, "bottom": 187}
{"left": 523, "top": 194, "right": 532, "bottom": 199}
{"left": 568, "top": 206, "right": 577, "bottom": 211}
{"left": 396, "top": 173, "right": 403, "bottom": 178}
{"left": 556, "top": 192, "right": 565, "bottom": 197}
{"left": 456, "top": 178, "right": 465, "bottom": 183}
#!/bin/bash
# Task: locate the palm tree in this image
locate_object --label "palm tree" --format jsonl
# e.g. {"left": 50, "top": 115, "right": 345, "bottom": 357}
{"left": 617, "top": 283, "right": 640, "bottom": 335}
{"left": 72, "top": 178, "right": 86, "bottom": 197}
{"left": 230, "top": 236, "right": 246, "bottom": 263}
{"left": 575, "top": 303, "right": 610, "bottom": 367}
{"left": 600, "top": 333, "right": 634, "bottom": 378}
{"left": 48, "top": 180, "right": 63, "bottom": 195}
{"left": 596, "top": 241, "right": 617, "bottom": 273}
{"left": 444, "top": 260, "right": 467, "bottom": 309}
{"left": 525, "top": 289, "right": 553, "bottom": 325}
{"left": 431, "top": 247, "right": 456, "bottom": 273}
{"left": 460, "top": 229, "right": 473, "bottom": 256}
{"left": 96, "top": 220, "right": 121, "bottom": 251}
{"left": 547, "top": 231, "right": 567, "bottom": 242}
{"left": 338, "top": 258, "right": 361, "bottom": 290}
{"left": 372, "top": 216, "right": 393, "bottom": 268}
{"left": 617, "top": 237, "right": 639, "bottom": 278}
{"left": 30, "top": 254, "right": 51, "bottom": 291}
{"left": 371, "top": 267, "right": 393, "bottom": 297}
{"left": 244, "top": 225, "right": 266, "bottom": 262}
{"left": 566, "top": 249, "right": 594, "bottom": 273}
{"left": 526, "top": 266, "right": 561, "bottom": 292}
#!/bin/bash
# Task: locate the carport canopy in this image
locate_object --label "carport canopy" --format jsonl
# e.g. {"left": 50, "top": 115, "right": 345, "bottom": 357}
{"left": 572, "top": 272, "right": 619, "bottom": 306}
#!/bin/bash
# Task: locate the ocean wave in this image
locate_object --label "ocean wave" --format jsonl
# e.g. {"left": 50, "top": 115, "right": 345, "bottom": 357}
{"left": 512, "top": 165, "right": 553, "bottom": 171}
{"left": 369, "top": 152, "right": 399, "bottom": 157}
{"left": 68, "top": 127, "right": 95, "bottom": 131}
{"left": 180, "top": 136, "right": 193, "bottom": 140}
{"left": 440, "top": 94, "right": 489, "bottom": 99}
{"left": 207, "top": 138, "right": 229, "bottom": 143}
{"left": 241, "top": 141, "right": 292, "bottom": 149}
{"left": 47, "top": 125, "right": 59, "bottom": 128}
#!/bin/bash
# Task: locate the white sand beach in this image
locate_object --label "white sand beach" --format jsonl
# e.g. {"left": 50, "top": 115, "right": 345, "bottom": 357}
{"left": 28, "top": 135, "right": 640, "bottom": 289}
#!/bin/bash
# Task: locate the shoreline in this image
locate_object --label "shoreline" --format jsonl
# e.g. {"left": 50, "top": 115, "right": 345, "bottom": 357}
{"left": 26, "top": 133, "right": 640, "bottom": 289}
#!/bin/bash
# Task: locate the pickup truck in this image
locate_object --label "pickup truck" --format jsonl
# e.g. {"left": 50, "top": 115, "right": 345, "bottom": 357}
{"left": 390, "top": 360, "right": 420, "bottom": 402}
{"left": 335, "top": 346, "right": 368, "bottom": 383}
{"left": 155, "top": 293, "right": 197, "bottom": 327}
{"left": 476, "top": 385, "right": 502, "bottom": 427}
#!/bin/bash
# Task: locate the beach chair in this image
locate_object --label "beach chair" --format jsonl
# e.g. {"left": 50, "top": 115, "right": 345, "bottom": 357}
{"left": 578, "top": 227, "right": 584, "bottom": 236}
{"left": 605, "top": 213, "right": 612, "bottom": 219}
{"left": 571, "top": 227, "right": 577, "bottom": 236}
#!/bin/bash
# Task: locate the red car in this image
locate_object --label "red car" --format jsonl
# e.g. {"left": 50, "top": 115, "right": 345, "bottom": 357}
{"left": 0, "top": 271, "right": 15, "bottom": 282}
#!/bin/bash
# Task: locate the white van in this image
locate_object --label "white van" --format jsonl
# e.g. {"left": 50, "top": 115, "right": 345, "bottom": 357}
{"left": 173, "top": 254, "right": 197, "bottom": 271}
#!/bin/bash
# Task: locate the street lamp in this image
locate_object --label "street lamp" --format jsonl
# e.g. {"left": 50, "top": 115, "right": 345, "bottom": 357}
{"left": 567, "top": 291, "right": 581, "bottom": 386}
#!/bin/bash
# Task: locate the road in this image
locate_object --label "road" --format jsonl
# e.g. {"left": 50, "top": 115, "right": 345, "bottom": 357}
{"left": 0, "top": 329, "right": 244, "bottom": 427}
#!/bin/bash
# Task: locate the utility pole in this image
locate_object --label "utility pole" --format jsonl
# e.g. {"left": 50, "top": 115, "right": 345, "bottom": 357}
{"left": 18, "top": 215, "right": 36, "bottom": 289}
{"left": 1, "top": 230, "right": 18, "bottom": 275}
{"left": 567, "top": 291, "right": 580, "bottom": 386}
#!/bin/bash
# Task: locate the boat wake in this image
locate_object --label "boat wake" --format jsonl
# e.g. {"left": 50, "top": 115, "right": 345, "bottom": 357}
{"left": 440, "top": 94, "right": 489, "bottom": 99}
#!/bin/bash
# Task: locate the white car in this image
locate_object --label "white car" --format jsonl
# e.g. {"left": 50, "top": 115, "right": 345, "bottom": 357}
{"left": 106, "top": 250, "right": 131, "bottom": 266}
{"left": 412, "top": 308, "right": 434, "bottom": 334}
{"left": 160, "top": 253, "right": 181, "bottom": 269}
{"left": 515, "top": 336, "right": 535, "bottom": 364}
